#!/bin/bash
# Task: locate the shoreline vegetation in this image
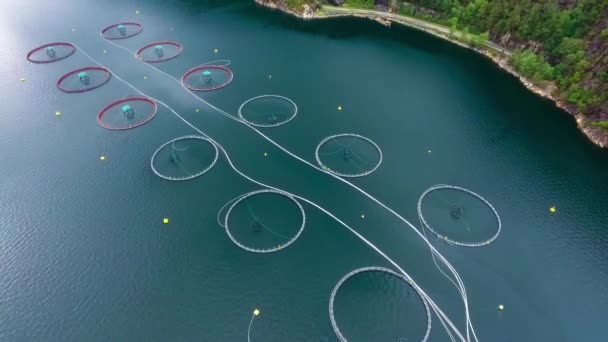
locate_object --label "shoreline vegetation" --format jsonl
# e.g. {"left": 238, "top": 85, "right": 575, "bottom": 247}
{"left": 255, "top": 0, "right": 608, "bottom": 148}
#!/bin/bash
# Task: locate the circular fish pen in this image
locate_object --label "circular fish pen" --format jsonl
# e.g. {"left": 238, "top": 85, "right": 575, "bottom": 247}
{"left": 238, "top": 95, "right": 298, "bottom": 127}
{"left": 151, "top": 135, "right": 219, "bottom": 181}
{"left": 56, "top": 67, "right": 112, "bottom": 93}
{"left": 315, "top": 134, "right": 383, "bottom": 178}
{"left": 181, "top": 65, "right": 233, "bottom": 92}
{"left": 136, "top": 41, "right": 183, "bottom": 63}
{"left": 329, "top": 267, "right": 431, "bottom": 342}
{"left": 26, "top": 42, "right": 75, "bottom": 63}
{"left": 220, "top": 190, "right": 305, "bottom": 253}
{"left": 101, "top": 22, "right": 143, "bottom": 40}
{"left": 417, "top": 184, "right": 501, "bottom": 247}
{"left": 97, "top": 96, "right": 157, "bottom": 130}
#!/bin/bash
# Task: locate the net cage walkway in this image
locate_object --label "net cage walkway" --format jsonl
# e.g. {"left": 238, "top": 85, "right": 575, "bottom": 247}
{"left": 222, "top": 189, "right": 306, "bottom": 254}
{"left": 150, "top": 135, "right": 219, "bottom": 181}
{"left": 56, "top": 66, "right": 112, "bottom": 93}
{"left": 329, "top": 267, "right": 432, "bottom": 342}
{"left": 136, "top": 41, "right": 183, "bottom": 63}
{"left": 26, "top": 42, "right": 76, "bottom": 63}
{"left": 181, "top": 65, "right": 234, "bottom": 92}
{"left": 101, "top": 22, "right": 143, "bottom": 40}
{"left": 97, "top": 96, "right": 158, "bottom": 130}
{"left": 417, "top": 184, "right": 502, "bottom": 247}
{"left": 315, "top": 133, "right": 383, "bottom": 178}
{"left": 237, "top": 95, "right": 298, "bottom": 128}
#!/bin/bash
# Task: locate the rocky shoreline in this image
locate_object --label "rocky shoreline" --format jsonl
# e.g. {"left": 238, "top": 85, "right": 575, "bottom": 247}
{"left": 255, "top": 0, "right": 607, "bottom": 148}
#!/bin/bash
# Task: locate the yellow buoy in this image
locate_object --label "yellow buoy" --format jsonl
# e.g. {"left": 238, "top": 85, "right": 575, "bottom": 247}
{"left": 337, "top": 106, "right": 342, "bottom": 111}
{"left": 100, "top": 156, "right": 105, "bottom": 161}
{"left": 163, "top": 218, "right": 169, "bottom": 224}
{"left": 20, "top": 77, "right": 26, "bottom": 82}
{"left": 498, "top": 304, "right": 504, "bottom": 311}
{"left": 549, "top": 206, "right": 556, "bottom": 213}
{"left": 214, "top": 48, "right": 218, "bottom": 53}
{"left": 253, "top": 309, "right": 260, "bottom": 316}
{"left": 55, "top": 111, "right": 61, "bottom": 117}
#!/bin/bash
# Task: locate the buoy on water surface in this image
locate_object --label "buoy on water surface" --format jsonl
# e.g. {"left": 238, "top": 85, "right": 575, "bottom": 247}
{"left": 550, "top": 206, "right": 556, "bottom": 213}
{"left": 214, "top": 48, "right": 218, "bottom": 53}
{"left": 163, "top": 218, "right": 169, "bottom": 224}
{"left": 337, "top": 106, "right": 342, "bottom": 111}
{"left": 498, "top": 304, "right": 504, "bottom": 311}
{"left": 253, "top": 309, "right": 260, "bottom": 316}
{"left": 55, "top": 111, "right": 61, "bottom": 117}
{"left": 100, "top": 156, "right": 106, "bottom": 160}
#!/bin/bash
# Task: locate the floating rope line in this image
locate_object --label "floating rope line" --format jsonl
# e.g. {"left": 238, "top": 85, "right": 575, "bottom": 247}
{"left": 329, "top": 267, "right": 431, "bottom": 342}
{"left": 315, "top": 133, "right": 383, "bottom": 178}
{"left": 247, "top": 309, "right": 261, "bottom": 342}
{"left": 200, "top": 59, "right": 232, "bottom": 67}
{"left": 150, "top": 135, "right": 219, "bottom": 181}
{"left": 238, "top": 95, "right": 298, "bottom": 128}
{"left": 87, "top": 40, "right": 485, "bottom": 342}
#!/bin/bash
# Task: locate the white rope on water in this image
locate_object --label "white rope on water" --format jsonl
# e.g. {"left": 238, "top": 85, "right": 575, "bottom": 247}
{"left": 199, "top": 59, "right": 231, "bottom": 67}
{"left": 85, "top": 36, "right": 484, "bottom": 342}
{"left": 247, "top": 312, "right": 257, "bottom": 342}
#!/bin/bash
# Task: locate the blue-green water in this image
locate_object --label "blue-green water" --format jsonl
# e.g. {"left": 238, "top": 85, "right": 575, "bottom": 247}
{"left": 1, "top": 0, "right": 607, "bottom": 341}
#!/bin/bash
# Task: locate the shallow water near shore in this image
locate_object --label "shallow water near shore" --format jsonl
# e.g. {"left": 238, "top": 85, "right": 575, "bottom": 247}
{"left": 1, "top": 0, "right": 607, "bottom": 341}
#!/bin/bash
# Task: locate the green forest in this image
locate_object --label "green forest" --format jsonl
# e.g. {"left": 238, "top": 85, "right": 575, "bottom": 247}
{"left": 399, "top": 0, "right": 606, "bottom": 112}
{"left": 338, "top": 0, "right": 608, "bottom": 122}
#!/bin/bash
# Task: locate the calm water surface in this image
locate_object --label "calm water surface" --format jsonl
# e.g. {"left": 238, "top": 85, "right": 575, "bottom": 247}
{"left": 1, "top": 0, "right": 607, "bottom": 341}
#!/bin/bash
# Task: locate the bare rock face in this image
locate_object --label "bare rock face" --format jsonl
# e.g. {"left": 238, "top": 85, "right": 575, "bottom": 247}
{"left": 557, "top": 0, "right": 578, "bottom": 9}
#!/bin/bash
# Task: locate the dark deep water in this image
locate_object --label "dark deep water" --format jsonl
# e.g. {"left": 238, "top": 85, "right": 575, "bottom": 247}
{"left": 1, "top": 0, "right": 607, "bottom": 341}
